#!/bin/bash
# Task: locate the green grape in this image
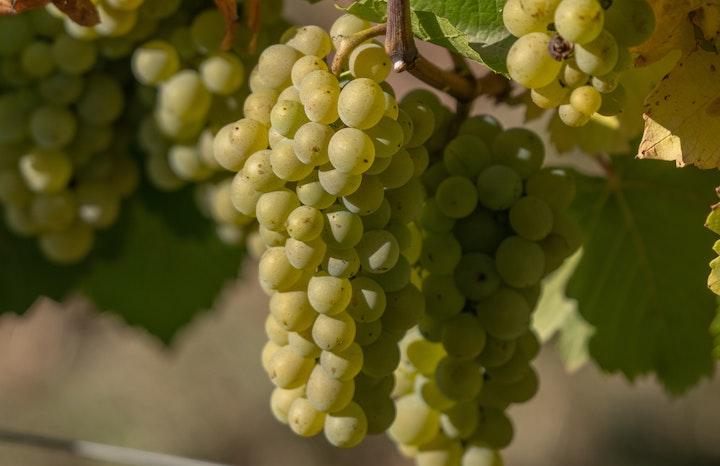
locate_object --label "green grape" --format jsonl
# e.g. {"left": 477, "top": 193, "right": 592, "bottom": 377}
{"left": 443, "top": 135, "right": 492, "bottom": 178}
{"left": 454, "top": 253, "right": 501, "bottom": 300}
{"left": 286, "top": 25, "right": 332, "bottom": 58}
{"left": 38, "top": 72, "right": 83, "bottom": 106}
{"left": 288, "top": 327, "right": 321, "bottom": 359}
{"left": 328, "top": 127, "right": 375, "bottom": 175}
{"left": 613, "top": 46, "right": 633, "bottom": 72}
{"left": 20, "top": 42, "right": 55, "bottom": 78}
{"left": 472, "top": 407, "right": 514, "bottom": 449}
{"left": 383, "top": 91, "right": 399, "bottom": 119}
{"left": 492, "top": 128, "right": 545, "bottom": 179}
{"left": 462, "top": 444, "right": 504, "bottom": 466}
{"left": 243, "top": 89, "right": 278, "bottom": 126}
{"left": 256, "top": 189, "right": 299, "bottom": 231}
{"left": 435, "top": 356, "right": 483, "bottom": 402}
{"left": 297, "top": 172, "right": 336, "bottom": 209}
{"left": 230, "top": 172, "right": 262, "bottom": 216}
{"left": 441, "top": 401, "right": 479, "bottom": 440}
{"left": 415, "top": 374, "right": 455, "bottom": 410}
{"left": 270, "top": 144, "right": 313, "bottom": 181}
{"left": 509, "top": 196, "right": 554, "bottom": 241}
{"left": 569, "top": 85, "right": 602, "bottom": 116}
{"left": 378, "top": 149, "right": 414, "bottom": 190}
{"left": 338, "top": 78, "right": 386, "bottom": 130}
{"left": 51, "top": 34, "right": 97, "bottom": 75}
{"left": 286, "top": 205, "right": 325, "bottom": 242}
{"left": 342, "top": 174, "right": 385, "bottom": 216}
{"left": 94, "top": 3, "right": 137, "bottom": 37}
{"left": 31, "top": 192, "right": 76, "bottom": 232}
{"left": 354, "top": 318, "right": 382, "bottom": 346}
{"left": 597, "top": 83, "right": 626, "bottom": 116}
{"left": 288, "top": 397, "right": 326, "bottom": 437}
{"left": 145, "top": 150, "right": 184, "bottom": 191}
{"left": 268, "top": 346, "right": 314, "bottom": 389}
{"left": 79, "top": 74, "right": 124, "bottom": 125}
{"left": 416, "top": 433, "right": 463, "bottom": 466}
{"left": 320, "top": 343, "right": 363, "bottom": 381}
{"left": 190, "top": 9, "right": 226, "bottom": 54}
{"left": 302, "top": 83, "right": 341, "bottom": 125}
{"left": 323, "top": 247, "right": 361, "bottom": 279}
{"left": 347, "top": 276, "right": 386, "bottom": 322}
{"left": 308, "top": 275, "right": 352, "bottom": 315}
{"left": 421, "top": 199, "right": 456, "bottom": 234}
{"left": 407, "top": 146, "right": 430, "bottom": 178}
{"left": 76, "top": 182, "right": 121, "bottom": 229}
{"left": 270, "top": 386, "right": 305, "bottom": 425}
{"left": 30, "top": 105, "right": 77, "bottom": 149}
{"left": 441, "top": 313, "right": 487, "bottom": 360}
{"left": 330, "top": 14, "right": 370, "bottom": 49}
{"left": 422, "top": 274, "right": 465, "bottom": 320}
{"left": 270, "top": 99, "right": 309, "bottom": 138}
{"left": 38, "top": 221, "right": 94, "bottom": 264}
{"left": 168, "top": 145, "right": 212, "bottom": 181}
{"left": 591, "top": 72, "right": 618, "bottom": 93}
{"left": 366, "top": 116, "right": 404, "bottom": 159}
{"left": 476, "top": 165, "right": 522, "bottom": 211}
{"left": 604, "top": 0, "right": 655, "bottom": 46}
{"left": 213, "top": 118, "right": 269, "bottom": 171}
{"left": 396, "top": 108, "right": 415, "bottom": 147}
{"left": 531, "top": 79, "right": 569, "bottom": 109}
{"left": 373, "top": 255, "right": 411, "bottom": 292}
{"left": 259, "top": 246, "right": 302, "bottom": 292}
{"left": 558, "top": 103, "right": 591, "bottom": 127}
{"left": 0, "top": 170, "right": 31, "bottom": 205}
{"left": 554, "top": 0, "right": 604, "bottom": 44}
{"left": 323, "top": 401, "right": 367, "bottom": 448}
{"left": 323, "top": 208, "right": 364, "bottom": 248}
{"left": 435, "top": 176, "right": 478, "bottom": 219}
{"left": 561, "top": 60, "right": 590, "bottom": 87}
{"left": 4, "top": 204, "right": 38, "bottom": 236}
{"left": 389, "top": 394, "right": 440, "bottom": 447}
{"left": 19, "top": 148, "right": 72, "bottom": 193}
{"left": 356, "top": 229, "right": 400, "bottom": 274}
{"left": 292, "top": 122, "right": 333, "bottom": 166}
{"left": 457, "top": 115, "right": 503, "bottom": 144}
{"left": 349, "top": 42, "right": 391, "bottom": 82}
{"left": 131, "top": 40, "right": 179, "bottom": 85}
{"left": 495, "top": 236, "right": 545, "bottom": 288}
{"left": 386, "top": 221, "right": 411, "bottom": 253}
{"left": 159, "top": 70, "right": 211, "bottom": 122}
{"left": 266, "top": 314, "right": 290, "bottom": 346}
{"left": 362, "top": 198, "right": 391, "bottom": 230}
{"left": 199, "top": 52, "right": 244, "bottom": 95}
{"left": 318, "top": 165, "right": 362, "bottom": 197}
{"left": 400, "top": 100, "right": 435, "bottom": 149}
{"left": 476, "top": 288, "right": 531, "bottom": 340}
{"left": 405, "top": 335, "right": 445, "bottom": 375}
{"left": 382, "top": 284, "right": 424, "bottom": 334}
{"left": 286, "top": 237, "right": 327, "bottom": 270}
{"left": 260, "top": 225, "right": 289, "bottom": 247}
{"left": 361, "top": 330, "right": 401, "bottom": 377}
{"left": 502, "top": 0, "right": 559, "bottom": 36}
{"left": 0, "top": 15, "right": 34, "bottom": 57}
{"left": 354, "top": 386, "right": 396, "bottom": 434}
{"left": 270, "top": 290, "right": 317, "bottom": 332}
{"left": 291, "top": 55, "right": 328, "bottom": 87}
{"left": 575, "top": 30, "right": 619, "bottom": 76}
{"left": 498, "top": 366, "right": 539, "bottom": 403}
{"left": 243, "top": 150, "right": 284, "bottom": 192}
{"left": 262, "top": 340, "right": 281, "bottom": 375}
{"left": 419, "top": 232, "right": 461, "bottom": 274}
{"left": 313, "top": 311, "right": 356, "bottom": 351}
{"left": 306, "top": 364, "right": 355, "bottom": 412}
{"left": 526, "top": 167, "right": 576, "bottom": 213}
{"left": 506, "top": 32, "right": 562, "bottom": 89}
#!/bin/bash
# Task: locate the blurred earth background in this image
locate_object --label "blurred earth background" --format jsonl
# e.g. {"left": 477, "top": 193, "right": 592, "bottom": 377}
{"left": 0, "top": 2, "right": 719, "bottom": 465}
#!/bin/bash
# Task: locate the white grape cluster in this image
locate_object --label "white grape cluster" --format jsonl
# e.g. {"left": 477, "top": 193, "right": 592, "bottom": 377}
{"left": 0, "top": 10, "right": 138, "bottom": 263}
{"left": 387, "top": 113, "right": 582, "bottom": 465}
{"left": 132, "top": 5, "right": 287, "bottom": 245}
{"left": 212, "top": 15, "right": 436, "bottom": 448}
{"left": 504, "top": 0, "right": 655, "bottom": 126}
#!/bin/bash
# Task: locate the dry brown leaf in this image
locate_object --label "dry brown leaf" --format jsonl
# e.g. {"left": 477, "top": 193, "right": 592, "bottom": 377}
{"left": 215, "top": 0, "right": 238, "bottom": 51}
{"left": 0, "top": 0, "right": 50, "bottom": 15}
{"left": 52, "top": 0, "right": 99, "bottom": 26}
{"left": 632, "top": 0, "right": 700, "bottom": 66}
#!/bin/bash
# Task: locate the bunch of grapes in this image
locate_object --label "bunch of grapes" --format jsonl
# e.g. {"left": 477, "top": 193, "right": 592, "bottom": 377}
{"left": 503, "top": 0, "right": 655, "bottom": 126}
{"left": 386, "top": 115, "right": 582, "bottom": 465}
{"left": 212, "top": 14, "right": 438, "bottom": 447}
{"left": 131, "top": 5, "right": 287, "bottom": 245}
{"left": 0, "top": 10, "right": 138, "bottom": 263}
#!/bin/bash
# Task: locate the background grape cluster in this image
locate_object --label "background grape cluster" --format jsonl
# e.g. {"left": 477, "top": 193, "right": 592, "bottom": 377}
{"left": 504, "top": 0, "right": 655, "bottom": 126}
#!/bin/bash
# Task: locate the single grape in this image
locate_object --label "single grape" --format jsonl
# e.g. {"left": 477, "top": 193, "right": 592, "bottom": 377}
{"left": 259, "top": 246, "right": 302, "bottom": 292}
{"left": 322, "top": 247, "right": 361, "bottom": 278}
{"left": 435, "top": 176, "right": 479, "bottom": 219}
{"left": 312, "top": 311, "right": 356, "bottom": 351}
{"left": 419, "top": 232, "right": 462, "bottom": 275}
{"left": 286, "top": 25, "right": 332, "bottom": 58}
{"left": 506, "top": 32, "right": 562, "bottom": 89}
{"left": 270, "top": 290, "right": 317, "bottom": 332}
{"left": 323, "top": 401, "right": 367, "bottom": 448}
{"left": 306, "top": 364, "right": 355, "bottom": 412}
{"left": 454, "top": 253, "right": 502, "bottom": 300}
{"left": 554, "top": 0, "right": 604, "bottom": 44}
{"left": 604, "top": 0, "right": 655, "bottom": 46}
{"left": 338, "top": 78, "right": 386, "bottom": 129}
{"left": 347, "top": 276, "right": 386, "bottom": 322}
{"left": 435, "top": 356, "right": 483, "bottom": 402}
{"left": 268, "top": 346, "right": 314, "bottom": 389}
{"left": 476, "top": 287, "right": 531, "bottom": 340}
{"left": 131, "top": 40, "right": 179, "bottom": 85}
{"left": 342, "top": 174, "right": 385, "bottom": 216}
{"left": 476, "top": 165, "right": 523, "bottom": 211}
{"left": 574, "top": 30, "right": 619, "bottom": 76}
{"left": 349, "top": 42, "right": 391, "bottom": 82}
{"left": 288, "top": 397, "right": 326, "bottom": 437}
{"left": 526, "top": 167, "right": 576, "bottom": 212}
{"left": 443, "top": 135, "right": 492, "bottom": 178}
{"left": 308, "top": 275, "right": 352, "bottom": 315}
{"left": 320, "top": 342, "right": 363, "bottom": 381}
{"left": 570, "top": 85, "right": 602, "bottom": 116}
{"left": 509, "top": 196, "right": 554, "bottom": 241}
{"left": 441, "top": 313, "right": 487, "bottom": 360}
{"left": 389, "top": 394, "right": 440, "bottom": 447}
{"left": 356, "top": 229, "right": 400, "bottom": 274}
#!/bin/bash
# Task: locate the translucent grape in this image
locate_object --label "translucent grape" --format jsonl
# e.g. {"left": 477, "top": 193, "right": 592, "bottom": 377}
{"left": 476, "top": 165, "right": 523, "bottom": 211}
{"left": 342, "top": 174, "right": 385, "bottom": 216}
{"left": 38, "top": 221, "right": 94, "bottom": 264}
{"left": 322, "top": 247, "right": 361, "bottom": 278}
{"left": 286, "top": 25, "right": 332, "bottom": 58}
{"left": 259, "top": 246, "right": 302, "bottom": 292}
{"left": 604, "top": 0, "right": 655, "bottom": 46}
{"left": 509, "top": 196, "right": 554, "bottom": 241}
{"left": 256, "top": 189, "right": 299, "bottom": 232}
{"left": 257, "top": 44, "right": 301, "bottom": 89}
{"left": 323, "top": 208, "right": 364, "bottom": 249}
{"left": 349, "top": 42, "right": 391, "bottom": 82}
{"left": 324, "top": 401, "right": 367, "bottom": 448}
{"left": 328, "top": 127, "right": 375, "bottom": 175}
{"left": 308, "top": 275, "right": 352, "bottom": 315}
{"left": 288, "top": 397, "right": 326, "bottom": 437}
{"left": 419, "top": 232, "right": 462, "bottom": 275}
{"left": 270, "top": 290, "right": 317, "bottom": 332}
{"left": 389, "top": 394, "right": 440, "bottom": 447}
{"left": 569, "top": 85, "right": 602, "bottom": 116}
{"left": 30, "top": 105, "right": 77, "bottom": 149}
{"left": 200, "top": 52, "right": 245, "bottom": 95}
{"left": 502, "top": 0, "right": 559, "bottom": 36}
{"left": 506, "top": 32, "right": 562, "bottom": 89}
{"left": 131, "top": 40, "right": 180, "bottom": 85}
{"left": 347, "top": 276, "right": 386, "bottom": 322}
{"left": 19, "top": 148, "right": 72, "bottom": 193}
{"left": 318, "top": 165, "right": 362, "bottom": 197}
{"left": 306, "top": 364, "right": 355, "bottom": 412}
{"left": 286, "top": 237, "right": 326, "bottom": 270}
{"left": 356, "top": 229, "right": 400, "bottom": 274}
{"left": 554, "top": 0, "right": 604, "bottom": 44}
{"left": 441, "top": 313, "right": 487, "bottom": 360}
{"left": 454, "top": 253, "right": 502, "bottom": 300}
{"left": 213, "top": 119, "right": 269, "bottom": 171}
{"left": 476, "top": 288, "right": 531, "bottom": 340}
{"left": 443, "top": 135, "right": 492, "bottom": 178}
{"left": 320, "top": 343, "right": 363, "bottom": 381}
{"left": 312, "top": 311, "right": 356, "bottom": 351}
{"left": 338, "top": 78, "right": 386, "bottom": 130}
{"left": 435, "top": 176, "right": 478, "bottom": 219}
{"left": 293, "top": 122, "right": 333, "bottom": 166}
{"left": 268, "top": 346, "right": 314, "bottom": 389}
{"left": 574, "top": 30, "right": 619, "bottom": 76}
{"left": 422, "top": 275, "right": 465, "bottom": 320}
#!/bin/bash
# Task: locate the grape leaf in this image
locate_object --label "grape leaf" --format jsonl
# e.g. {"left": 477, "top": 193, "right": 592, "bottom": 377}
{"left": 638, "top": 49, "right": 720, "bottom": 169}
{"left": 0, "top": 184, "right": 243, "bottom": 344}
{"left": 409, "top": 0, "right": 509, "bottom": 44}
{"left": 705, "top": 202, "right": 720, "bottom": 295}
{"left": 632, "top": 0, "right": 700, "bottom": 67}
{"left": 0, "top": 0, "right": 99, "bottom": 26}
{"left": 570, "top": 157, "right": 717, "bottom": 394}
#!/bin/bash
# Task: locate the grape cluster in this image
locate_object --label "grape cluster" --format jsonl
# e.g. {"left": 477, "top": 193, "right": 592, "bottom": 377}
{"left": 131, "top": 5, "right": 287, "bottom": 245}
{"left": 212, "top": 15, "right": 438, "bottom": 447}
{"left": 503, "top": 0, "right": 655, "bottom": 126}
{"left": 387, "top": 114, "right": 582, "bottom": 465}
{"left": 0, "top": 10, "right": 138, "bottom": 263}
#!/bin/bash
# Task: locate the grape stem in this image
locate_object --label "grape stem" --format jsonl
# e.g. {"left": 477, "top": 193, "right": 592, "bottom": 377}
{"left": 331, "top": 23, "right": 388, "bottom": 75}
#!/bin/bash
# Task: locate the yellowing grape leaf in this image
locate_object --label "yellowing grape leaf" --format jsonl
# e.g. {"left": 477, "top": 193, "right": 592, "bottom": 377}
{"left": 0, "top": 0, "right": 99, "bottom": 26}
{"left": 638, "top": 49, "right": 720, "bottom": 168}
{"left": 705, "top": 201, "right": 720, "bottom": 295}
{"left": 633, "top": 0, "right": 700, "bottom": 67}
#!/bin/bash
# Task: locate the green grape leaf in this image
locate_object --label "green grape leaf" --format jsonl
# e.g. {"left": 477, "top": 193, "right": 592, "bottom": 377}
{"left": 555, "top": 310, "right": 594, "bottom": 372}
{"left": 0, "top": 184, "right": 243, "bottom": 344}
{"left": 409, "top": 0, "right": 509, "bottom": 44}
{"left": 342, "top": 0, "right": 513, "bottom": 73}
{"left": 569, "top": 158, "right": 717, "bottom": 394}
